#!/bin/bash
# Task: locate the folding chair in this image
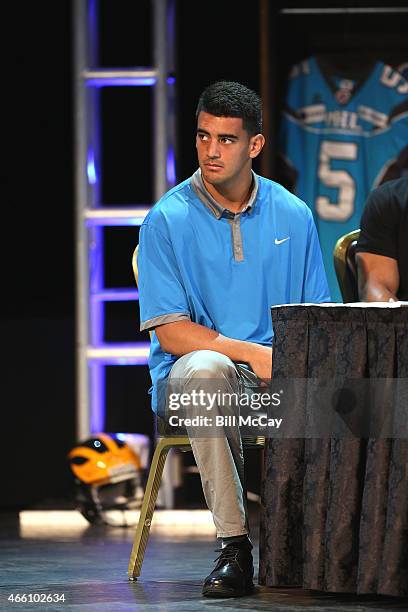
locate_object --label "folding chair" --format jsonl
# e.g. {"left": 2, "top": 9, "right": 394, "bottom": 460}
{"left": 333, "top": 229, "right": 360, "bottom": 303}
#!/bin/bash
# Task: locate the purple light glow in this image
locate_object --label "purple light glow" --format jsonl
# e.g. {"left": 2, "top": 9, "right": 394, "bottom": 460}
{"left": 85, "top": 208, "right": 150, "bottom": 227}
{"left": 91, "top": 289, "right": 139, "bottom": 302}
{"left": 126, "top": 217, "right": 146, "bottom": 226}
{"left": 93, "top": 355, "right": 149, "bottom": 366}
{"left": 86, "top": 78, "right": 156, "bottom": 87}
{"left": 85, "top": 77, "right": 176, "bottom": 88}
{"left": 87, "top": 343, "right": 151, "bottom": 366}
{"left": 166, "top": 147, "right": 176, "bottom": 185}
{"left": 85, "top": 217, "right": 146, "bottom": 226}
{"left": 87, "top": 149, "right": 97, "bottom": 184}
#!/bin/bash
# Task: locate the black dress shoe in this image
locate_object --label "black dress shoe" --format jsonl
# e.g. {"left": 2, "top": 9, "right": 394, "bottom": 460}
{"left": 202, "top": 542, "right": 254, "bottom": 598}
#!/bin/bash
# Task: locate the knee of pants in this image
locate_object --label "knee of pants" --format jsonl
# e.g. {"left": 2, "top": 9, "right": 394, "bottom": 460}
{"left": 169, "top": 349, "right": 238, "bottom": 383}
{"left": 167, "top": 351, "right": 241, "bottom": 418}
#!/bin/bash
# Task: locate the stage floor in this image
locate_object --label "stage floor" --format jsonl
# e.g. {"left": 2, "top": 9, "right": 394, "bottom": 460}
{"left": 1, "top": 509, "right": 407, "bottom": 612}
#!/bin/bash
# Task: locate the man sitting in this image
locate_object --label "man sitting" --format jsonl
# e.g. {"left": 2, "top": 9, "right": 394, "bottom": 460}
{"left": 137, "top": 80, "right": 330, "bottom": 597}
{"left": 356, "top": 178, "right": 408, "bottom": 302}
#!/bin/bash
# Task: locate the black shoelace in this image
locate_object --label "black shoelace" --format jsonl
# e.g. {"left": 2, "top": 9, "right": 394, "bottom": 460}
{"left": 213, "top": 547, "right": 243, "bottom": 572}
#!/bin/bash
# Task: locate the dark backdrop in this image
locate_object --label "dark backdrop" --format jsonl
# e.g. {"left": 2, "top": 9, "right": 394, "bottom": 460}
{"left": 2, "top": 0, "right": 261, "bottom": 509}
{"left": 2, "top": 0, "right": 407, "bottom": 508}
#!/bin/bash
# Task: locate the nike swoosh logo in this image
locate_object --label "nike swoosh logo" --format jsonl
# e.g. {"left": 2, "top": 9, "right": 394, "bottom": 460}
{"left": 274, "top": 237, "right": 290, "bottom": 245}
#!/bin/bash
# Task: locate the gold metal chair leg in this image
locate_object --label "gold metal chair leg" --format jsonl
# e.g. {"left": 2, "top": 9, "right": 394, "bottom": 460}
{"left": 127, "top": 436, "right": 190, "bottom": 580}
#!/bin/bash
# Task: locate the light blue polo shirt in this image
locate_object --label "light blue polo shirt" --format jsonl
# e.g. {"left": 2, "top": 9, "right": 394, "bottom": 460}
{"left": 138, "top": 170, "right": 331, "bottom": 414}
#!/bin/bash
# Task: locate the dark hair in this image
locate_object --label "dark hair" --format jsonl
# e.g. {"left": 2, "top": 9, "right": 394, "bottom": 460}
{"left": 195, "top": 81, "right": 262, "bottom": 135}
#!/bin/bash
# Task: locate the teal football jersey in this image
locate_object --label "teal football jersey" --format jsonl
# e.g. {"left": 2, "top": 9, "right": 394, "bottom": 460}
{"left": 280, "top": 56, "right": 408, "bottom": 302}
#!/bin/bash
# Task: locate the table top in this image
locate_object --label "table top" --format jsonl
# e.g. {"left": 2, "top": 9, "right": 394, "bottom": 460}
{"left": 273, "top": 301, "right": 408, "bottom": 309}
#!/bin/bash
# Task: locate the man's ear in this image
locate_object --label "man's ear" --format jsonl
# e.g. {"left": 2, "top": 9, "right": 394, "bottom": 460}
{"left": 249, "top": 134, "right": 265, "bottom": 159}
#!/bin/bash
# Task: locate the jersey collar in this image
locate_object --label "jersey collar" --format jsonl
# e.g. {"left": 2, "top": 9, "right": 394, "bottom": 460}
{"left": 191, "top": 168, "right": 259, "bottom": 219}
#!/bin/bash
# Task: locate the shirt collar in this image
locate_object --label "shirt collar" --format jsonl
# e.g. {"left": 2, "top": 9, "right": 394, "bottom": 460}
{"left": 190, "top": 168, "right": 259, "bottom": 219}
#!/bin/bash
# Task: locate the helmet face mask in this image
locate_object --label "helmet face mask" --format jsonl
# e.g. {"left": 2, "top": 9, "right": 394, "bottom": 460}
{"left": 68, "top": 433, "right": 145, "bottom": 525}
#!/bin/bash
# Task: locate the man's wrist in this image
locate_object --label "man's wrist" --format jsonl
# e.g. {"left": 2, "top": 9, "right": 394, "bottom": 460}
{"left": 237, "top": 340, "right": 262, "bottom": 363}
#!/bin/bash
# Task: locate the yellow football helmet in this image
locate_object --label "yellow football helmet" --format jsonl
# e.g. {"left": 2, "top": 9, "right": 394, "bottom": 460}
{"left": 68, "top": 433, "right": 144, "bottom": 525}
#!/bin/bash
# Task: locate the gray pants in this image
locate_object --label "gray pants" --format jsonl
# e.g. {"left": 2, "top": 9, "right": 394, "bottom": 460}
{"left": 167, "top": 350, "right": 259, "bottom": 538}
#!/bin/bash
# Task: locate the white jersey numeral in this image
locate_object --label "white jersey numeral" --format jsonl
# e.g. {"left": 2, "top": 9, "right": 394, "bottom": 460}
{"left": 316, "top": 141, "right": 358, "bottom": 221}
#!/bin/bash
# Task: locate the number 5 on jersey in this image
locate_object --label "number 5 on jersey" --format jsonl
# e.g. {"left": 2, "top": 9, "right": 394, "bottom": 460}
{"left": 316, "top": 140, "right": 358, "bottom": 221}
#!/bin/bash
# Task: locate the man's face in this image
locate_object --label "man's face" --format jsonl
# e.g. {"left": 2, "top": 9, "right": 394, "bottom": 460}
{"left": 196, "top": 111, "right": 261, "bottom": 188}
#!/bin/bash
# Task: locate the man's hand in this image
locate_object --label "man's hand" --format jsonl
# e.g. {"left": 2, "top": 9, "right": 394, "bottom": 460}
{"left": 246, "top": 344, "right": 273, "bottom": 383}
{"left": 356, "top": 252, "right": 399, "bottom": 302}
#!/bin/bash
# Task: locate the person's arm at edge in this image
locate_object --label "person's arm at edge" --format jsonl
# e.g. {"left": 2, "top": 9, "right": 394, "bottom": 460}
{"left": 356, "top": 252, "right": 399, "bottom": 302}
{"left": 155, "top": 320, "right": 273, "bottom": 381}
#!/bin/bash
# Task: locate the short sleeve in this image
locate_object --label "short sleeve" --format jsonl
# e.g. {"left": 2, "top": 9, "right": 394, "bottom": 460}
{"left": 137, "top": 222, "right": 191, "bottom": 332}
{"left": 302, "top": 210, "right": 332, "bottom": 303}
{"left": 356, "top": 184, "right": 399, "bottom": 260}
